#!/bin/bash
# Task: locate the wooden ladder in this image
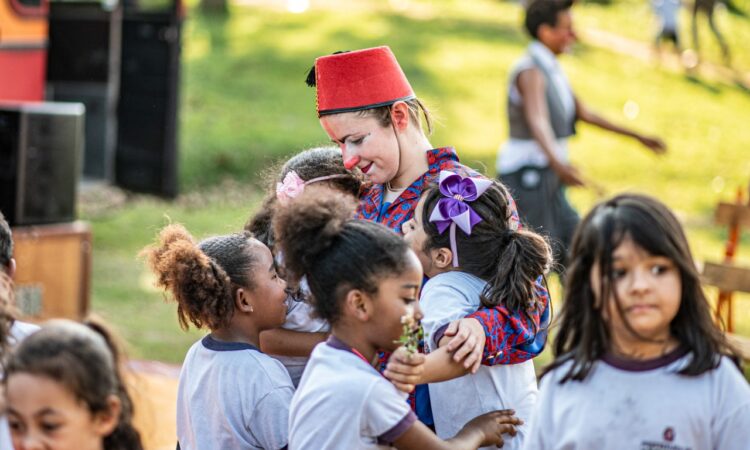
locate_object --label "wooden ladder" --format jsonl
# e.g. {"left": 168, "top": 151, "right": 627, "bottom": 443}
{"left": 701, "top": 183, "right": 750, "bottom": 360}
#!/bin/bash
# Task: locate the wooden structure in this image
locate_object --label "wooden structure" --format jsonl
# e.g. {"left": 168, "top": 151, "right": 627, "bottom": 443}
{"left": 11, "top": 221, "right": 91, "bottom": 320}
{"left": 701, "top": 185, "right": 750, "bottom": 360}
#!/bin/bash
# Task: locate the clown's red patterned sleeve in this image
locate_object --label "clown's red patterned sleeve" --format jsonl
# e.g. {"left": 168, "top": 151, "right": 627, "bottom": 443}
{"left": 465, "top": 187, "right": 551, "bottom": 365}
{"left": 468, "top": 279, "right": 550, "bottom": 365}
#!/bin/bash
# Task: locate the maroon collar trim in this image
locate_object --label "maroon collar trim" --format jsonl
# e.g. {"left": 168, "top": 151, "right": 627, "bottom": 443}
{"left": 601, "top": 345, "right": 689, "bottom": 372}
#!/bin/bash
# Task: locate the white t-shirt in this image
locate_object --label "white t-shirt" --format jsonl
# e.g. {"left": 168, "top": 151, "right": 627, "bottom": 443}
{"left": 524, "top": 350, "right": 750, "bottom": 450}
{"left": 652, "top": 0, "right": 681, "bottom": 31}
{"left": 288, "top": 336, "right": 417, "bottom": 450}
{"left": 1, "top": 320, "right": 40, "bottom": 449}
{"left": 421, "top": 272, "right": 537, "bottom": 450}
{"left": 272, "top": 297, "right": 329, "bottom": 387}
{"left": 176, "top": 335, "right": 294, "bottom": 450}
{"left": 6, "top": 320, "right": 39, "bottom": 346}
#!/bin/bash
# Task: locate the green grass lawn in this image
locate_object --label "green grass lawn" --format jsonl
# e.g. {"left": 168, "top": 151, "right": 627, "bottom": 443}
{"left": 83, "top": 0, "right": 750, "bottom": 365}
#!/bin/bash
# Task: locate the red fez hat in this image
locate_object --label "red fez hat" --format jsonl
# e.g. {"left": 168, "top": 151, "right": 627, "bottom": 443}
{"left": 313, "top": 46, "right": 416, "bottom": 117}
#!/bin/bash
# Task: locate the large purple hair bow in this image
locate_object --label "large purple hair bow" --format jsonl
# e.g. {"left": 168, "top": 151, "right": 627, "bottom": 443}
{"left": 429, "top": 171, "right": 492, "bottom": 267}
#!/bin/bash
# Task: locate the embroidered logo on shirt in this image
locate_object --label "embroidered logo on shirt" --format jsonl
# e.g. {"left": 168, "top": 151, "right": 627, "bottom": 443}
{"left": 640, "top": 427, "right": 691, "bottom": 450}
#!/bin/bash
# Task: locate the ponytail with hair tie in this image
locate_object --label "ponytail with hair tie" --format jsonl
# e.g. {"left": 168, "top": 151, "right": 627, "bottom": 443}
{"left": 499, "top": 228, "right": 516, "bottom": 247}
{"left": 481, "top": 228, "right": 552, "bottom": 311}
{"left": 419, "top": 178, "right": 551, "bottom": 313}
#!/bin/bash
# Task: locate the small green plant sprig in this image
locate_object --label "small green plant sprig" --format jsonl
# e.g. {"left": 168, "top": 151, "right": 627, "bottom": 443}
{"left": 396, "top": 305, "right": 424, "bottom": 355}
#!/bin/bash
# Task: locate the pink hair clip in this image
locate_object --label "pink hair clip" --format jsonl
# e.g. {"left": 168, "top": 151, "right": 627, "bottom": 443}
{"left": 276, "top": 171, "right": 307, "bottom": 204}
{"left": 276, "top": 170, "right": 350, "bottom": 204}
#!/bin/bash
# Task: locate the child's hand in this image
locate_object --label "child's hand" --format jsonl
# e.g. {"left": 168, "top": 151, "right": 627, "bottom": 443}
{"left": 442, "top": 318, "right": 485, "bottom": 374}
{"left": 461, "top": 409, "right": 523, "bottom": 448}
{"left": 383, "top": 346, "right": 425, "bottom": 393}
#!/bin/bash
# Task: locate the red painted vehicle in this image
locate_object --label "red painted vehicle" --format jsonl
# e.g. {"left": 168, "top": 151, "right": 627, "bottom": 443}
{"left": 0, "top": 0, "right": 48, "bottom": 101}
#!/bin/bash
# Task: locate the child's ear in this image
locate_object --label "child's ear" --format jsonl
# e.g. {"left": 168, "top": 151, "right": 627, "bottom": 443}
{"left": 432, "top": 248, "right": 454, "bottom": 269}
{"left": 537, "top": 23, "right": 554, "bottom": 45}
{"left": 93, "top": 394, "right": 122, "bottom": 437}
{"left": 344, "top": 289, "right": 372, "bottom": 322}
{"left": 235, "top": 287, "right": 255, "bottom": 313}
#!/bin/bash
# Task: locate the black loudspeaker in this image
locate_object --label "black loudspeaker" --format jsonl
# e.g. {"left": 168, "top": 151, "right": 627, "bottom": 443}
{"left": 0, "top": 102, "right": 85, "bottom": 226}
{"left": 115, "top": 2, "right": 182, "bottom": 198}
{"left": 46, "top": 1, "right": 122, "bottom": 181}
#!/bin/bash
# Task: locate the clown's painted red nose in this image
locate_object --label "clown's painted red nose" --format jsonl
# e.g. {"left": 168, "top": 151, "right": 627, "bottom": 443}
{"left": 344, "top": 156, "right": 361, "bottom": 170}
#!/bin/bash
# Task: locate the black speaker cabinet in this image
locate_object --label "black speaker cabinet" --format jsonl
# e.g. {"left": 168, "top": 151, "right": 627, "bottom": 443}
{"left": 46, "top": 1, "right": 122, "bottom": 181}
{"left": 115, "top": 2, "right": 182, "bottom": 198}
{"left": 0, "top": 102, "right": 85, "bottom": 226}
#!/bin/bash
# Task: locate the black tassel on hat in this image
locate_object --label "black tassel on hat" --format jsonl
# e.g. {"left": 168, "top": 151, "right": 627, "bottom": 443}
{"left": 305, "top": 51, "right": 351, "bottom": 87}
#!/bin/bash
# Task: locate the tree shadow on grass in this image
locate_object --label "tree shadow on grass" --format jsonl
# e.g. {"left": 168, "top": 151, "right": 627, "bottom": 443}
{"left": 684, "top": 73, "right": 723, "bottom": 94}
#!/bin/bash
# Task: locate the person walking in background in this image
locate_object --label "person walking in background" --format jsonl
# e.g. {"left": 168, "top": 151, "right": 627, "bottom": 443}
{"left": 496, "top": 0, "right": 666, "bottom": 271}
{"left": 652, "top": 0, "right": 683, "bottom": 56}
{"left": 692, "top": 0, "right": 731, "bottom": 65}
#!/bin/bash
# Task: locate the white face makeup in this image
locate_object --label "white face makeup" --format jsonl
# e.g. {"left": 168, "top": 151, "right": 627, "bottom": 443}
{"left": 320, "top": 112, "right": 401, "bottom": 185}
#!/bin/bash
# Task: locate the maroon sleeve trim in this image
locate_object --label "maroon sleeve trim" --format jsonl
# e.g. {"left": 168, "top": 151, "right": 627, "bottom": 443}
{"left": 377, "top": 410, "right": 417, "bottom": 445}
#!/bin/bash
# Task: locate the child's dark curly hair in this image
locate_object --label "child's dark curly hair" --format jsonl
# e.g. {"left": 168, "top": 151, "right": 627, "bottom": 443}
{"left": 0, "top": 211, "right": 16, "bottom": 362}
{"left": 0, "top": 271, "right": 17, "bottom": 364}
{"left": 273, "top": 188, "right": 409, "bottom": 324}
{"left": 420, "top": 180, "right": 552, "bottom": 312}
{"left": 140, "top": 224, "right": 258, "bottom": 331}
{"left": 0, "top": 210, "right": 12, "bottom": 269}
{"left": 5, "top": 319, "right": 144, "bottom": 450}
{"left": 245, "top": 146, "right": 365, "bottom": 248}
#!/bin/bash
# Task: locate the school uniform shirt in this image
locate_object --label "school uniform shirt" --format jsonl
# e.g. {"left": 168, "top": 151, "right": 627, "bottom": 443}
{"left": 273, "top": 296, "right": 329, "bottom": 387}
{"left": 0, "top": 320, "right": 41, "bottom": 449}
{"left": 421, "top": 272, "right": 538, "bottom": 450}
{"left": 176, "top": 335, "right": 294, "bottom": 450}
{"left": 269, "top": 257, "right": 330, "bottom": 386}
{"left": 523, "top": 349, "right": 750, "bottom": 450}
{"left": 288, "top": 336, "right": 417, "bottom": 450}
{"left": 6, "top": 320, "right": 39, "bottom": 346}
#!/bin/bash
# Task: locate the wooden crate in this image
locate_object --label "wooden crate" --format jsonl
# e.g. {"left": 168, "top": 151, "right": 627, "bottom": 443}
{"left": 11, "top": 221, "right": 92, "bottom": 320}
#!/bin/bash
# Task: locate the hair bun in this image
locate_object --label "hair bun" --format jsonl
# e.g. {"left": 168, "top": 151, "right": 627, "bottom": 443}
{"left": 273, "top": 188, "right": 357, "bottom": 283}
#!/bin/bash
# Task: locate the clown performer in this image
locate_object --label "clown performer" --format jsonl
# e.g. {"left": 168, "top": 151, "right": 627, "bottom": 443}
{"left": 305, "top": 46, "right": 551, "bottom": 426}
